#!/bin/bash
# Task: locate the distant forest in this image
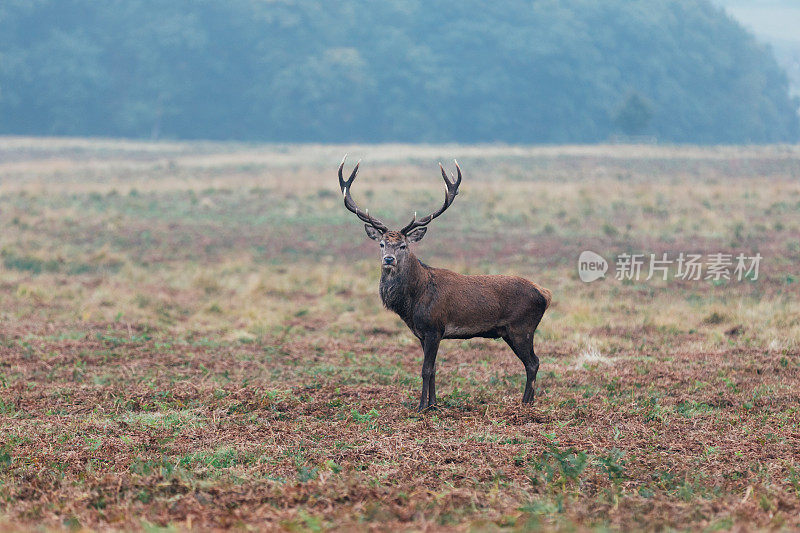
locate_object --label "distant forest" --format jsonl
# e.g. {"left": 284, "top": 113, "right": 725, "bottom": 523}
{"left": 1, "top": 0, "right": 798, "bottom": 143}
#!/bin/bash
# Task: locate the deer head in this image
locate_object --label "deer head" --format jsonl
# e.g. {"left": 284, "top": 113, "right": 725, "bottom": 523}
{"left": 338, "top": 155, "right": 462, "bottom": 273}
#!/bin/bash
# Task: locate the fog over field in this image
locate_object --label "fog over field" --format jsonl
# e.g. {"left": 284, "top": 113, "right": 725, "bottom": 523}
{"left": 1, "top": 1, "right": 799, "bottom": 530}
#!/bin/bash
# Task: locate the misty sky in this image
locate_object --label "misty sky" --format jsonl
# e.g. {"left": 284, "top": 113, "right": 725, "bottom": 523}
{"left": 714, "top": 0, "right": 800, "bottom": 95}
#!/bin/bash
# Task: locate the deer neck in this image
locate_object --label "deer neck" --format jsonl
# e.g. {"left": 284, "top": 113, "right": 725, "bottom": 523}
{"left": 379, "top": 252, "right": 428, "bottom": 320}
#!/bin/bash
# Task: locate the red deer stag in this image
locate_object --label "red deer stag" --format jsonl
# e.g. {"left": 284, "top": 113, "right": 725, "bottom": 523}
{"left": 338, "top": 156, "right": 551, "bottom": 411}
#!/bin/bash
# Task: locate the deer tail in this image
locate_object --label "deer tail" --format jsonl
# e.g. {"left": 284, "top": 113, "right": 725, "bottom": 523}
{"left": 533, "top": 283, "right": 552, "bottom": 310}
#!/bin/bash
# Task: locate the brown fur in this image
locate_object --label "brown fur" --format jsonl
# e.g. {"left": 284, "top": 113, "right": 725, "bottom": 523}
{"left": 342, "top": 162, "right": 551, "bottom": 411}
{"left": 374, "top": 230, "right": 551, "bottom": 411}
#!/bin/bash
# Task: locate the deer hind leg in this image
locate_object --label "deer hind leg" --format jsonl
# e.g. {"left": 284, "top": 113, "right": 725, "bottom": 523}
{"left": 503, "top": 330, "right": 539, "bottom": 404}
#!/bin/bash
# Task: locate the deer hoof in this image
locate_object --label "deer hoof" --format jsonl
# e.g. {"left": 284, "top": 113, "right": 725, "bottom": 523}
{"left": 417, "top": 402, "right": 437, "bottom": 413}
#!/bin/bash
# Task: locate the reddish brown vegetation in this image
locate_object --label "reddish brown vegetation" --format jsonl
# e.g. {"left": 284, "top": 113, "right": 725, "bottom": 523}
{"left": 1, "top": 141, "right": 799, "bottom": 530}
{"left": 1, "top": 320, "right": 798, "bottom": 530}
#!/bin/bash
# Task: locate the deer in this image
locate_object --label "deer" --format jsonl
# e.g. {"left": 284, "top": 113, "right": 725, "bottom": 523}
{"left": 338, "top": 156, "right": 552, "bottom": 412}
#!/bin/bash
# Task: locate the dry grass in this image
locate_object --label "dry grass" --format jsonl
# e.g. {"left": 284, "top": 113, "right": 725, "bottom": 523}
{"left": 0, "top": 137, "right": 798, "bottom": 531}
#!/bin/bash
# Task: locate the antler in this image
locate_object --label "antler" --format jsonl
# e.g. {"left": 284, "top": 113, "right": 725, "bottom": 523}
{"left": 338, "top": 155, "right": 388, "bottom": 233}
{"left": 400, "top": 160, "right": 462, "bottom": 235}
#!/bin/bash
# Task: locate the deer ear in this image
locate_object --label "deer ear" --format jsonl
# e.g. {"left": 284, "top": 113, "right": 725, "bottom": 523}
{"left": 406, "top": 227, "right": 427, "bottom": 242}
{"left": 364, "top": 224, "right": 383, "bottom": 241}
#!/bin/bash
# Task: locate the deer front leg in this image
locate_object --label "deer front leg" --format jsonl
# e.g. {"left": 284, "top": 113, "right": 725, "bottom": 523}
{"left": 418, "top": 333, "right": 441, "bottom": 412}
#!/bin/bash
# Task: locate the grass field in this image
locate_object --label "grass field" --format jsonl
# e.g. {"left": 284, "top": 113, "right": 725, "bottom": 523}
{"left": 0, "top": 138, "right": 799, "bottom": 531}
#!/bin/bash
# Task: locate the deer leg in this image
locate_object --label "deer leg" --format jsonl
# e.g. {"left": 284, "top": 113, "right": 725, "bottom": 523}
{"left": 504, "top": 332, "right": 539, "bottom": 404}
{"left": 417, "top": 338, "right": 428, "bottom": 410}
{"left": 418, "top": 333, "right": 441, "bottom": 412}
{"left": 428, "top": 370, "right": 436, "bottom": 409}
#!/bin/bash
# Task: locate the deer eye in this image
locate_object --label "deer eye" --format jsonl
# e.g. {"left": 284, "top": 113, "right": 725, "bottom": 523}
{"left": 379, "top": 242, "right": 384, "bottom": 248}
{"left": 399, "top": 243, "right": 407, "bottom": 249}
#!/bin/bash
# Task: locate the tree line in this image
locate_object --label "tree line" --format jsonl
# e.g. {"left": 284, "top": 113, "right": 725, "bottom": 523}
{"left": 1, "top": 0, "right": 797, "bottom": 143}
